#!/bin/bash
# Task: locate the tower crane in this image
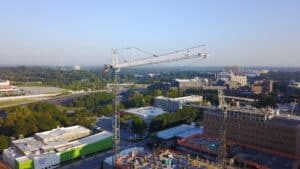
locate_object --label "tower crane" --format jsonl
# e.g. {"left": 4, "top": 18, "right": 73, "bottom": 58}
{"left": 104, "top": 45, "right": 208, "bottom": 167}
{"left": 217, "top": 88, "right": 229, "bottom": 169}
{"left": 291, "top": 99, "right": 297, "bottom": 115}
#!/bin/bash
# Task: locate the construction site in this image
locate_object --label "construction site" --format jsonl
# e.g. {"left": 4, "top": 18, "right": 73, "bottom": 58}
{"left": 177, "top": 133, "right": 300, "bottom": 169}
{"left": 108, "top": 148, "right": 220, "bottom": 169}
{"left": 104, "top": 45, "right": 300, "bottom": 169}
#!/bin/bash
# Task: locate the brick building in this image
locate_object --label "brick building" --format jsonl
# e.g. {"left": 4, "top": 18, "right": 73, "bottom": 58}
{"left": 203, "top": 108, "right": 300, "bottom": 155}
{"left": 251, "top": 80, "right": 273, "bottom": 94}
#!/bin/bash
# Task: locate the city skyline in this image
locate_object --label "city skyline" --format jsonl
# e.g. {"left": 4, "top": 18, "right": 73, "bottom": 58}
{"left": 0, "top": 0, "right": 299, "bottom": 66}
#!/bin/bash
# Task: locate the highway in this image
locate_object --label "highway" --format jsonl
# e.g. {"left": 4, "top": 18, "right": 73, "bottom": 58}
{"left": 0, "top": 90, "right": 108, "bottom": 108}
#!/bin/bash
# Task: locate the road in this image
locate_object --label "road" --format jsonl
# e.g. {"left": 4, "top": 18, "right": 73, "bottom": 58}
{"left": 0, "top": 90, "right": 108, "bottom": 108}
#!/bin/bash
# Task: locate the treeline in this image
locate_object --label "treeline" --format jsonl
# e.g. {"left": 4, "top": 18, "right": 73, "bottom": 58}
{"left": 122, "top": 88, "right": 181, "bottom": 109}
{"left": 0, "top": 66, "right": 106, "bottom": 90}
{"left": 261, "top": 71, "right": 300, "bottom": 82}
{"left": 0, "top": 102, "right": 95, "bottom": 152}
{"left": 67, "top": 92, "right": 114, "bottom": 116}
{"left": 150, "top": 106, "right": 202, "bottom": 131}
{"left": 69, "top": 92, "right": 113, "bottom": 108}
{"left": 252, "top": 92, "right": 278, "bottom": 108}
{"left": 121, "top": 69, "right": 217, "bottom": 84}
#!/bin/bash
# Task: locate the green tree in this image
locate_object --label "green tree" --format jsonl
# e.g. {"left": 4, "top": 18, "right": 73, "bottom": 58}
{"left": 0, "top": 135, "right": 11, "bottom": 152}
{"left": 154, "top": 89, "right": 163, "bottom": 96}
{"left": 131, "top": 117, "right": 147, "bottom": 134}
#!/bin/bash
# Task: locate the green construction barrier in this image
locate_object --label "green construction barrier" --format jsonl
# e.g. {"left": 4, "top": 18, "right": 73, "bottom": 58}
{"left": 60, "top": 136, "right": 112, "bottom": 162}
{"left": 14, "top": 159, "right": 34, "bottom": 169}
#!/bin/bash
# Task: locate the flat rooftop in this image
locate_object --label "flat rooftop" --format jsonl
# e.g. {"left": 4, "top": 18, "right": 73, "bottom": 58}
{"left": 156, "top": 124, "right": 202, "bottom": 140}
{"left": 35, "top": 125, "right": 90, "bottom": 142}
{"left": 124, "top": 106, "right": 166, "bottom": 118}
{"left": 8, "top": 126, "right": 112, "bottom": 160}
{"left": 155, "top": 95, "right": 202, "bottom": 102}
{"left": 0, "top": 79, "right": 9, "bottom": 83}
{"left": 175, "top": 127, "right": 203, "bottom": 139}
{"left": 175, "top": 78, "right": 201, "bottom": 83}
{"left": 205, "top": 107, "right": 300, "bottom": 122}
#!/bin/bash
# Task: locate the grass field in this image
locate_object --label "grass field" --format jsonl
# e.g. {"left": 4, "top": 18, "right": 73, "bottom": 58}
{"left": 0, "top": 99, "right": 36, "bottom": 108}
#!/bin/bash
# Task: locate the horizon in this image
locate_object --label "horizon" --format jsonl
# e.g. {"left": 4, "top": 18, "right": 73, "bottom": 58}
{"left": 0, "top": 0, "right": 299, "bottom": 66}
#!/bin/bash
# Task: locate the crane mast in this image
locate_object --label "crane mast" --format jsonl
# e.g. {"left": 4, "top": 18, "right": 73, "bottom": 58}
{"left": 105, "top": 45, "right": 208, "bottom": 167}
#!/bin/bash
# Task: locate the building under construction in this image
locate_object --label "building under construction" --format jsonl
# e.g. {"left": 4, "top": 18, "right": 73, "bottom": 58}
{"left": 184, "top": 107, "right": 300, "bottom": 169}
{"left": 177, "top": 134, "right": 299, "bottom": 169}
{"left": 105, "top": 148, "right": 220, "bottom": 169}
{"left": 204, "top": 108, "right": 300, "bottom": 156}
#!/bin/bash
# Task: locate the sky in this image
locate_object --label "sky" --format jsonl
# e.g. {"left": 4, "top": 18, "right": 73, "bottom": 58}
{"left": 0, "top": 0, "right": 299, "bottom": 67}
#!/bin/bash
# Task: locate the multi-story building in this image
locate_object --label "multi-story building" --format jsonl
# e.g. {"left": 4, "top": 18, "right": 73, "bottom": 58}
{"left": 2, "top": 125, "right": 113, "bottom": 169}
{"left": 154, "top": 95, "right": 203, "bottom": 112}
{"left": 73, "top": 65, "right": 80, "bottom": 71}
{"left": 251, "top": 80, "right": 273, "bottom": 94}
{"left": 230, "top": 73, "right": 247, "bottom": 86}
{"left": 0, "top": 79, "right": 19, "bottom": 94}
{"left": 0, "top": 80, "right": 11, "bottom": 92}
{"left": 203, "top": 108, "right": 300, "bottom": 156}
{"left": 174, "top": 77, "right": 209, "bottom": 91}
{"left": 123, "top": 106, "right": 166, "bottom": 125}
{"left": 225, "top": 65, "right": 242, "bottom": 75}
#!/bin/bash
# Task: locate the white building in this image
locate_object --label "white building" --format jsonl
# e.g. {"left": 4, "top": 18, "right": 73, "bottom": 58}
{"left": 73, "top": 65, "right": 80, "bottom": 70}
{"left": 123, "top": 106, "right": 166, "bottom": 124}
{"left": 0, "top": 79, "right": 19, "bottom": 93}
{"left": 230, "top": 73, "right": 248, "bottom": 86}
{"left": 0, "top": 79, "right": 10, "bottom": 86}
{"left": 156, "top": 124, "right": 203, "bottom": 147}
{"left": 154, "top": 95, "right": 203, "bottom": 112}
{"left": 2, "top": 125, "right": 113, "bottom": 169}
{"left": 289, "top": 81, "right": 300, "bottom": 88}
{"left": 175, "top": 77, "right": 209, "bottom": 90}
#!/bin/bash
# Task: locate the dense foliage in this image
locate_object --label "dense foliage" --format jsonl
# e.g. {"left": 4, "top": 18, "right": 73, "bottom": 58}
{"left": 69, "top": 92, "right": 113, "bottom": 108}
{"left": 261, "top": 71, "right": 300, "bottom": 82}
{"left": 0, "top": 102, "right": 95, "bottom": 152}
{"left": 0, "top": 66, "right": 105, "bottom": 90}
{"left": 252, "top": 93, "right": 277, "bottom": 108}
{"left": 122, "top": 92, "right": 153, "bottom": 108}
{"left": 0, "top": 135, "right": 11, "bottom": 152}
{"left": 150, "top": 106, "right": 202, "bottom": 131}
{"left": 131, "top": 118, "right": 147, "bottom": 134}
{"left": 67, "top": 92, "right": 114, "bottom": 116}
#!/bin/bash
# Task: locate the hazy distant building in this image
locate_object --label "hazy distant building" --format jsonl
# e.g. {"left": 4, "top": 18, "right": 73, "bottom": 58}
{"left": 0, "top": 79, "right": 19, "bottom": 93}
{"left": 225, "top": 65, "right": 242, "bottom": 75}
{"left": 174, "top": 77, "right": 209, "bottom": 91}
{"left": 204, "top": 108, "right": 300, "bottom": 156}
{"left": 73, "top": 65, "right": 81, "bottom": 70}
{"left": 0, "top": 80, "right": 10, "bottom": 91}
{"left": 154, "top": 95, "right": 203, "bottom": 112}
{"left": 217, "top": 72, "right": 231, "bottom": 81}
{"left": 251, "top": 80, "right": 273, "bottom": 94}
